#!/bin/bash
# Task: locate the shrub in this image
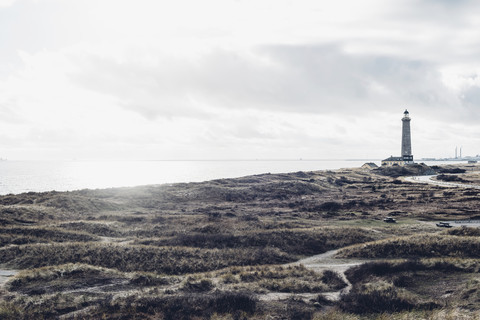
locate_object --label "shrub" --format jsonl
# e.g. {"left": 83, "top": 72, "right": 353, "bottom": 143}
{"left": 318, "top": 202, "right": 342, "bottom": 212}
{"left": 321, "top": 270, "right": 346, "bottom": 290}
{"left": 285, "top": 298, "right": 315, "bottom": 320}
{"left": 98, "top": 291, "right": 257, "bottom": 319}
{"left": 447, "top": 227, "right": 480, "bottom": 237}
{"left": 340, "top": 281, "right": 417, "bottom": 313}
{"left": 345, "top": 260, "right": 467, "bottom": 285}
{"left": 437, "top": 174, "right": 468, "bottom": 182}
{"left": 211, "top": 291, "right": 257, "bottom": 314}
{"left": 182, "top": 278, "right": 214, "bottom": 292}
{"left": 232, "top": 265, "right": 345, "bottom": 293}
{"left": 436, "top": 168, "right": 466, "bottom": 174}
{"left": 0, "top": 302, "right": 23, "bottom": 320}
{"left": 221, "top": 273, "right": 238, "bottom": 284}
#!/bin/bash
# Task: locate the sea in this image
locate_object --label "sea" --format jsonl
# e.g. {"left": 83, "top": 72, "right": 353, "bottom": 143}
{"left": 0, "top": 159, "right": 467, "bottom": 195}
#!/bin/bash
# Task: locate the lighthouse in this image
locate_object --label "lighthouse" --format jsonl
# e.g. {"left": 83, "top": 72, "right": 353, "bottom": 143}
{"left": 401, "top": 110, "right": 413, "bottom": 163}
{"left": 381, "top": 110, "right": 414, "bottom": 166}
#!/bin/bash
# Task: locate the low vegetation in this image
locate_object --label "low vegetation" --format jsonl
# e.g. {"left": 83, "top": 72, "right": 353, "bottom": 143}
{"left": 337, "top": 234, "right": 480, "bottom": 259}
{"left": 0, "top": 243, "right": 292, "bottom": 274}
{"left": 0, "top": 226, "right": 98, "bottom": 247}
{"left": 8, "top": 263, "right": 129, "bottom": 295}
{"left": 135, "top": 227, "right": 376, "bottom": 256}
{"left": 436, "top": 174, "right": 470, "bottom": 183}
{"left": 0, "top": 164, "right": 480, "bottom": 319}
{"left": 214, "top": 264, "right": 346, "bottom": 293}
{"left": 339, "top": 257, "right": 480, "bottom": 315}
{"left": 374, "top": 163, "right": 436, "bottom": 177}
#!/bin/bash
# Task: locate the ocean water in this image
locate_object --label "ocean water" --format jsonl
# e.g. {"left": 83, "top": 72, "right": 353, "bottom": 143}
{"left": 0, "top": 159, "right": 467, "bottom": 195}
{"left": 0, "top": 160, "right": 376, "bottom": 195}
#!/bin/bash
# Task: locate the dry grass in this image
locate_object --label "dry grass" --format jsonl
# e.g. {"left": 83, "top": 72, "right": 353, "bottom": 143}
{"left": 0, "top": 226, "right": 98, "bottom": 247}
{"left": 313, "top": 308, "right": 480, "bottom": 320}
{"left": 213, "top": 264, "right": 346, "bottom": 293}
{"left": 135, "top": 227, "right": 376, "bottom": 256}
{"left": 337, "top": 234, "right": 480, "bottom": 259}
{"left": 0, "top": 242, "right": 293, "bottom": 274}
{"left": 8, "top": 263, "right": 127, "bottom": 295}
{"left": 334, "top": 258, "right": 480, "bottom": 315}
{"left": 7, "top": 263, "right": 174, "bottom": 293}
{"left": 1, "top": 164, "right": 480, "bottom": 319}
{"left": 0, "top": 289, "right": 258, "bottom": 320}
{"left": 340, "top": 280, "right": 423, "bottom": 313}
{"left": 445, "top": 227, "right": 480, "bottom": 237}
{"left": 57, "top": 221, "right": 124, "bottom": 237}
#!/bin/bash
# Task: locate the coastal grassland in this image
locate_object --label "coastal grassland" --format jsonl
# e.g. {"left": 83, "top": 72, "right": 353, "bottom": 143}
{"left": 2, "top": 165, "right": 478, "bottom": 230}
{"left": 7, "top": 263, "right": 174, "bottom": 294}
{"left": 461, "top": 172, "right": 480, "bottom": 185}
{"left": 212, "top": 264, "right": 346, "bottom": 293}
{"left": 0, "top": 243, "right": 292, "bottom": 273}
{"left": 0, "top": 204, "right": 68, "bottom": 225}
{"left": 0, "top": 263, "right": 345, "bottom": 319}
{"left": 56, "top": 221, "right": 126, "bottom": 237}
{"left": 0, "top": 225, "right": 378, "bottom": 274}
{"left": 0, "top": 191, "right": 121, "bottom": 213}
{"left": 1, "top": 164, "right": 480, "bottom": 319}
{"left": 1, "top": 263, "right": 187, "bottom": 319}
{"left": 313, "top": 308, "right": 480, "bottom": 320}
{"left": 134, "top": 227, "right": 377, "bottom": 256}
{"left": 433, "top": 165, "right": 480, "bottom": 184}
{"left": 337, "top": 233, "right": 480, "bottom": 259}
{"left": 0, "top": 226, "right": 98, "bottom": 247}
{"left": 339, "top": 258, "right": 480, "bottom": 314}
{"left": 326, "top": 218, "right": 441, "bottom": 237}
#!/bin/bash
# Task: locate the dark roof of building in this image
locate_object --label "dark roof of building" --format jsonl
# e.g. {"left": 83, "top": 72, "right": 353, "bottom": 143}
{"left": 404, "top": 109, "right": 409, "bottom": 114}
{"left": 382, "top": 156, "right": 404, "bottom": 161}
{"left": 362, "top": 162, "right": 378, "bottom": 168}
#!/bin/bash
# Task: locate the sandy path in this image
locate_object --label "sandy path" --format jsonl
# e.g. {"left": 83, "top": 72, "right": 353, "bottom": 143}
{"left": 291, "top": 250, "right": 365, "bottom": 300}
{"left": 404, "top": 175, "right": 480, "bottom": 189}
{"left": 0, "top": 269, "right": 17, "bottom": 288}
{"left": 99, "top": 236, "right": 134, "bottom": 246}
{"left": 259, "top": 250, "right": 365, "bottom": 302}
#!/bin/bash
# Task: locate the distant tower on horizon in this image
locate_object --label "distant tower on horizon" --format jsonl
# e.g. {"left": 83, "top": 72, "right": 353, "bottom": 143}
{"left": 401, "top": 110, "right": 413, "bottom": 163}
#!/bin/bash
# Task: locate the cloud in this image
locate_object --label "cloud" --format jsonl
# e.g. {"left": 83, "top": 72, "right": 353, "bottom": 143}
{"left": 0, "top": 98, "right": 25, "bottom": 123}
{"left": 69, "top": 44, "right": 469, "bottom": 121}
{"left": 3, "top": 0, "right": 480, "bottom": 160}
{"left": 0, "top": 0, "right": 17, "bottom": 7}
{"left": 68, "top": 54, "right": 212, "bottom": 119}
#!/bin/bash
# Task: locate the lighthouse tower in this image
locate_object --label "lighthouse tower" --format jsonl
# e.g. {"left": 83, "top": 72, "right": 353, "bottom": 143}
{"left": 401, "top": 110, "right": 413, "bottom": 163}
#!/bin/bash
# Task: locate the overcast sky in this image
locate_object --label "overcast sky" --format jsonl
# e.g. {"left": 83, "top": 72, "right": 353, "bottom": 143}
{"left": 1, "top": 0, "right": 480, "bottom": 160}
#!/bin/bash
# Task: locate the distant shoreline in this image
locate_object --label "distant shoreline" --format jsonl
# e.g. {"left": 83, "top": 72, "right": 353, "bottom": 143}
{"left": 0, "top": 159, "right": 471, "bottom": 196}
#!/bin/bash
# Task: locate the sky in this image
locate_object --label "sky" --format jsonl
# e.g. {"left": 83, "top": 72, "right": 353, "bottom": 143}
{"left": 1, "top": 0, "right": 480, "bottom": 160}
